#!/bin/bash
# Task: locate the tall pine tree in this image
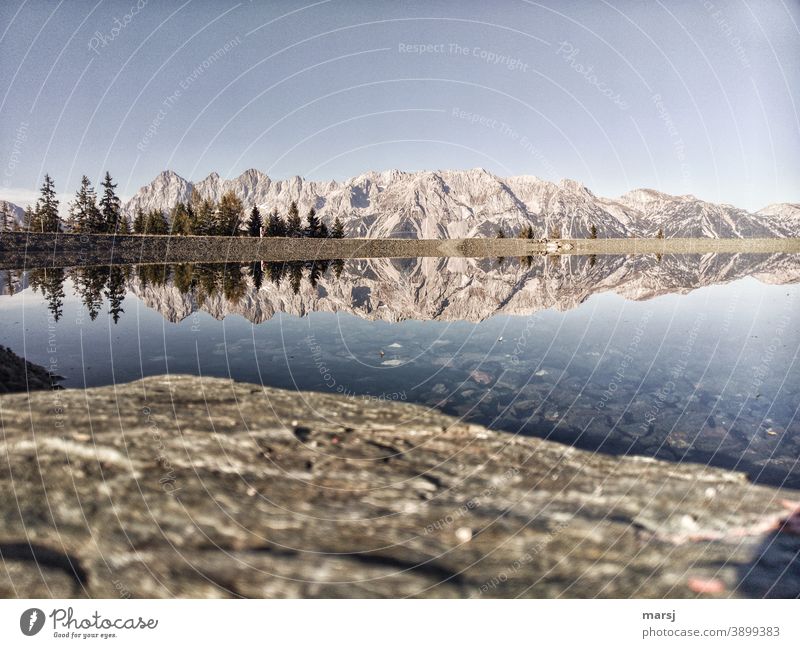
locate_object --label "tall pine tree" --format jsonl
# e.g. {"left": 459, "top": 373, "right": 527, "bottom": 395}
{"left": 132, "top": 208, "right": 146, "bottom": 234}
{"left": 67, "top": 176, "right": 101, "bottom": 233}
{"left": 23, "top": 205, "right": 35, "bottom": 232}
{"left": 246, "top": 205, "right": 262, "bottom": 237}
{"left": 286, "top": 201, "right": 302, "bottom": 237}
{"left": 34, "top": 174, "right": 61, "bottom": 233}
{"left": 145, "top": 210, "right": 169, "bottom": 234}
{"left": 266, "top": 209, "right": 286, "bottom": 237}
{"left": 99, "top": 172, "right": 122, "bottom": 234}
{"left": 331, "top": 215, "right": 345, "bottom": 239}
{"left": 0, "top": 203, "right": 13, "bottom": 232}
{"left": 305, "top": 207, "right": 321, "bottom": 237}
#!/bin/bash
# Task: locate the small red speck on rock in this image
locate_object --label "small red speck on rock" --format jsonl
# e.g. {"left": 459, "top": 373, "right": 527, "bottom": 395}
{"left": 687, "top": 577, "right": 725, "bottom": 594}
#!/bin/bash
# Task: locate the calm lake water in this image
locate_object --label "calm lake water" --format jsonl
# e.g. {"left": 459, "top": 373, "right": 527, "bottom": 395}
{"left": 1, "top": 253, "right": 798, "bottom": 487}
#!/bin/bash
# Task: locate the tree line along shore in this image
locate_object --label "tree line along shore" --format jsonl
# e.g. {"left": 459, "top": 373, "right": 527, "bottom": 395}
{"left": 2, "top": 172, "right": 672, "bottom": 243}
{"left": 0, "top": 172, "right": 345, "bottom": 240}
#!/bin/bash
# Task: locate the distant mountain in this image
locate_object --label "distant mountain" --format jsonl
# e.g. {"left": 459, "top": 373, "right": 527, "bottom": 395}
{"left": 0, "top": 200, "right": 25, "bottom": 230}
{"left": 122, "top": 168, "right": 796, "bottom": 239}
{"left": 129, "top": 253, "right": 800, "bottom": 325}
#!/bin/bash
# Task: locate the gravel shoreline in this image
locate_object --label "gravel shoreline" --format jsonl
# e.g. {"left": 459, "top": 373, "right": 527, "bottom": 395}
{"left": 1, "top": 232, "right": 798, "bottom": 268}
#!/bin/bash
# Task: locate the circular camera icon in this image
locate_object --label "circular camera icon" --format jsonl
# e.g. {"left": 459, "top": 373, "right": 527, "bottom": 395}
{"left": 20, "top": 608, "right": 45, "bottom": 636}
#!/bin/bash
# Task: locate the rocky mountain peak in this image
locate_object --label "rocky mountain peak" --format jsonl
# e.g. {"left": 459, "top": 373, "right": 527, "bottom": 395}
{"left": 119, "top": 168, "right": 797, "bottom": 239}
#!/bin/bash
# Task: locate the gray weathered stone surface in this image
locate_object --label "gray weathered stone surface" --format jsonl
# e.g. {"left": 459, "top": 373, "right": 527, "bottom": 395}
{"left": 0, "top": 375, "right": 797, "bottom": 598}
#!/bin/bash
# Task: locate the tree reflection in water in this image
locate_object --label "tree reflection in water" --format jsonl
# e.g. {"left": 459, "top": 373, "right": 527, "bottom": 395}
{"left": 20, "top": 260, "right": 346, "bottom": 324}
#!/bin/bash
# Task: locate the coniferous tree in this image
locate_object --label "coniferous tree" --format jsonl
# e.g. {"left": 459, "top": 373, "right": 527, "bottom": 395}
{"left": 286, "top": 201, "right": 302, "bottom": 237}
{"left": 307, "top": 261, "right": 322, "bottom": 287}
{"left": 266, "top": 262, "right": 285, "bottom": 286}
{"left": 34, "top": 174, "right": 61, "bottom": 232}
{"left": 319, "top": 222, "right": 329, "bottom": 238}
{"left": 331, "top": 215, "right": 345, "bottom": 239}
{"left": 173, "top": 264, "right": 194, "bottom": 293}
{"left": 656, "top": 227, "right": 664, "bottom": 239}
{"left": 217, "top": 191, "right": 243, "bottom": 235}
{"left": 305, "top": 207, "right": 321, "bottom": 238}
{"left": 105, "top": 266, "right": 127, "bottom": 323}
{"left": 221, "top": 264, "right": 247, "bottom": 303}
{"left": 289, "top": 262, "right": 303, "bottom": 294}
{"left": 246, "top": 206, "right": 262, "bottom": 237}
{"left": 23, "top": 205, "right": 35, "bottom": 232}
{"left": 496, "top": 227, "right": 506, "bottom": 238}
{"left": 132, "top": 208, "right": 146, "bottom": 234}
{"left": 193, "top": 198, "right": 216, "bottom": 235}
{"left": 517, "top": 223, "right": 534, "bottom": 239}
{"left": 248, "top": 261, "right": 264, "bottom": 291}
{"left": 30, "top": 267, "right": 66, "bottom": 321}
{"left": 145, "top": 209, "right": 169, "bottom": 234}
{"left": 186, "top": 201, "right": 197, "bottom": 234}
{"left": 170, "top": 203, "right": 191, "bottom": 235}
{"left": 0, "top": 203, "right": 13, "bottom": 232}
{"left": 99, "top": 172, "right": 122, "bottom": 233}
{"left": 589, "top": 224, "right": 598, "bottom": 239}
{"left": 74, "top": 267, "right": 106, "bottom": 320}
{"left": 266, "top": 209, "right": 286, "bottom": 237}
{"left": 67, "top": 176, "right": 101, "bottom": 233}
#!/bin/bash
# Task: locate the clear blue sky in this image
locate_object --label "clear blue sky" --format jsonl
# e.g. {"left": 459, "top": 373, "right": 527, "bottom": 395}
{"left": 1, "top": 0, "right": 798, "bottom": 211}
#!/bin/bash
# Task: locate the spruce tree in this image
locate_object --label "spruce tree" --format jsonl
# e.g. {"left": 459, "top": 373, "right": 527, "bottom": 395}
{"left": 145, "top": 210, "right": 168, "bottom": 234}
{"left": 132, "top": 208, "right": 146, "bottom": 234}
{"left": 23, "top": 205, "right": 35, "bottom": 232}
{"left": 266, "top": 209, "right": 286, "bottom": 237}
{"left": 331, "top": 215, "right": 345, "bottom": 239}
{"left": 105, "top": 266, "right": 126, "bottom": 324}
{"left": 589, "top": 224, "right": 598, "bottom": 239}
{"left": 67, "top": 176, "right": 101, "bottom": 233}
{"left": 247, "top": 205, "right": 262, "bottom": 237}
{"left": 305, "top": 207, "right": 321, "bottom": 237}
{"left": 35, "top": 174, "right": 61, "bottom": 232}
{"left": 286, "top": 201, "right": 302, "bottom": 237}
{"left": 193, "top": 198, "right": 216, "bottom": 235}
{"left": 0, "top": 203, "right": 12, "bottom": 232}
{"left": 186, "top": 201, "right": 197, "bottom": 234}
{"left": 99, "top": 172, "right": 122, "bottom": 233}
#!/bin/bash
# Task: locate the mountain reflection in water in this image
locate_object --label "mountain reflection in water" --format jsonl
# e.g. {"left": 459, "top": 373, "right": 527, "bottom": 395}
{"left": 1, "top": 253, "right": 798, "bottom": 488}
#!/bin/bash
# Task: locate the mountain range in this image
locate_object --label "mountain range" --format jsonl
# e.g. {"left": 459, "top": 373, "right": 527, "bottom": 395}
{"left": 120, "top": 168, "right": 800, "bottom": 239}
{"left": 2, "top": 169, "right": 798, "bottom": 239}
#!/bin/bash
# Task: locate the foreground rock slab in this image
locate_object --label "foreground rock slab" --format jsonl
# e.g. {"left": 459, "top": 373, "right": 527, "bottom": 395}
{"left": 0, "top": 375, "right": 797, "bottom": 598}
